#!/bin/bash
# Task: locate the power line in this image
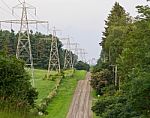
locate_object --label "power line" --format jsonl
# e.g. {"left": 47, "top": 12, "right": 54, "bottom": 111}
{"left": 28, "top": 12, "right": 49, "bottom": 33}
{"left": 0, "top": 0, "right": 20, "bottom": 19}
{"left": 0, "top": 6, "right": 12, "bottom": 15}
{"left": 18, "top": 0, "right": 22, "bottom": 4}
{"left": 1, "top": 0, "right": 12, "bottom": 11}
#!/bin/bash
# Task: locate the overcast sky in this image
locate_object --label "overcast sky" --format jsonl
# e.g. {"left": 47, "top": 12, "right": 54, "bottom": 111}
{"left": 0, "top": 0, "right": 149, "bottom": 62}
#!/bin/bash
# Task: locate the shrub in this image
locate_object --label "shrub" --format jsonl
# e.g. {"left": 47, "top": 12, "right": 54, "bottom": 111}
{"left": 0, "top": 54, "right": 38, "bottom": 111}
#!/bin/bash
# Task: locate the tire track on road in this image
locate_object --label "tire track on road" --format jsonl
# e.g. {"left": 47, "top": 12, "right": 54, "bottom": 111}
{"left": 66, "top": 72, "right": 92, "bottom": 118}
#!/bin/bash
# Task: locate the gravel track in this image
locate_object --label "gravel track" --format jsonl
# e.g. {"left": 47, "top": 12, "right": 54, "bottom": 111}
{"left": 66, "top": 72, "right": 92, "bottom": 118}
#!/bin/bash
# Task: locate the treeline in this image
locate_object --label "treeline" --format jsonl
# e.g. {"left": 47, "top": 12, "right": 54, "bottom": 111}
{"left": 74, "top": 61, "right": 90, "bottom": 71}
{"left": 91, "top": 1, "right": 150, "bottom": 118}
{"left": 0, "top": 30, "right": 76, "bottom": 69}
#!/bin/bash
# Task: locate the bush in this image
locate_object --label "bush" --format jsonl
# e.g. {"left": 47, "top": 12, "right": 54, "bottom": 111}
{"left": 91, "top": 69, "right": 113, "bottom": 95}
{"left": 0, "top": 54, "right": 38, "bottom": 111}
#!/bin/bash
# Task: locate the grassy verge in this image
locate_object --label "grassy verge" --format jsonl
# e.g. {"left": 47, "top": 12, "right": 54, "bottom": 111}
{"left": 34, "top": 69, "right": 57, "bottom": 105}
{"left": 63, "top": 69, "right": 74, "bottom": 76}
{"left": 43, "top": 70, "right": 86, "bottom": 118}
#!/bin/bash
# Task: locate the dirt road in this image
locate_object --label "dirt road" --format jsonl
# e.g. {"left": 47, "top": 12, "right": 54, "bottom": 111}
{"left": 66, "top": 72, "right": 92, "bottom": 118}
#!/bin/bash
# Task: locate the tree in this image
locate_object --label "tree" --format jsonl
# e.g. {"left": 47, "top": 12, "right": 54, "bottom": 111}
{"left": 92, "top": 2, "right": 130, "bottom": 94}
{"left": 74, "top": 61, "right": 90, "bottom": 71}
{"left": 92, "top": 1, "right": 150, "bottom": 117}
{"left": 103, "top": 2, "right": 130, "bottom": 64}
{"left": 0, "top": 53, "right": 38, "bottom": 111}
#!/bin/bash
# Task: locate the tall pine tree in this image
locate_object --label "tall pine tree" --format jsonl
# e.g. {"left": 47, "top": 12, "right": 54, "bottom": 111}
{"left": 100, "top": 2, "right": 130, "bottom": 64}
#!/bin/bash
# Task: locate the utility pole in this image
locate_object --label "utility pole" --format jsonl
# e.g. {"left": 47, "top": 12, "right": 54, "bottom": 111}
{"left": 47, "top": 27, "right": 61, "bottom": 78}
{"left": 115, "top": 65, "right": 118, "bottom": 88}
{"left": 0, "top": 0, "right": 48, "bottom": 86}
{"left": 110, "top": 64, "right": 118, "bottom": 89}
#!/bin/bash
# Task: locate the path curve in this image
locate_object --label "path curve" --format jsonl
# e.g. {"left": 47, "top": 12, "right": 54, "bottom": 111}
{"left": 66, "top": 72, "right": 92, "bottom": 118}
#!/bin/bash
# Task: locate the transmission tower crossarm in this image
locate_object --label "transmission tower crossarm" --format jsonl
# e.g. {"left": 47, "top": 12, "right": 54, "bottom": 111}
{"left": 63, "top": 43, "right": 78, "bottom": 45}
{"left": 0, "top": 20, "right": 48, "bottom": 24}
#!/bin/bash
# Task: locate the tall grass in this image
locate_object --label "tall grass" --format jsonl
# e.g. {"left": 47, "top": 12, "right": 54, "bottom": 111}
{"left": 0, "top": 111, "right": 39, "bottom": 118}
{"left": 34, "top": 69, "right": 57, "bottom": 104}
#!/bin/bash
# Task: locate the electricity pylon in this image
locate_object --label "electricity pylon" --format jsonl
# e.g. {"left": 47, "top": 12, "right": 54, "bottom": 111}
{"left": 47, "top": 27, "right": 61, "bottom": 78}
{"left": 79, "top": 49, "right": 84, "bottom": 62}
{"left": 70, "top": 43, "right": 79, "bottom": 66}
{"left": 79, "top": 49, "right": 87, "bottom": 62}
{"left": 83, "top": 51, "right": 88, "bottom": 63}
{"left": 0, "top": 0, "right": 48, "bottom": 86}
{"left": 62, "top": 37, "right": 73, "bottom": 69}
{"left": 16, "top": 1, "right": 34, "bottom": 87}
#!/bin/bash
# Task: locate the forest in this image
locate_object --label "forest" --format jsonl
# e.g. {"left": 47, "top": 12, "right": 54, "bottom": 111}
{"left": 91, "top": 1, "right": 150, "bottom": 118}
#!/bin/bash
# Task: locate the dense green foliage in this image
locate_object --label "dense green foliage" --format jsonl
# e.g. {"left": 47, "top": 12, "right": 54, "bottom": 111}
{"left": 74, "top": 61, "right": 90, "bottom": 71}
{"left": 91, "top": 2, "right": 150, "bottom": 118}
{"left": 0, "top": 30, "right": 77, "bottom": 69}
{"left": 0, "top": 53, "right": 38, "bottom": 111}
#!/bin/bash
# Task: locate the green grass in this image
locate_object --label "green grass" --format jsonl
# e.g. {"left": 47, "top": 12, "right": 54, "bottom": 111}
{"left": 43, "top": 70, "right": 86, "bottom": 118}
{"left": 63, "top": 69, "right": 74, "bottom": 76}
{"left": 0, "top": 111, "right": 38, "bottom": 118}
{"left": 34, "top": 69, "right": 57, "bottom": 104}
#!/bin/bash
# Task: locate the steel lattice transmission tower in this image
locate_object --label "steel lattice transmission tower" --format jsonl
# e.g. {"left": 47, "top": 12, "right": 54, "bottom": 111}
{"left": 82, "top": 50, "right": 88, "bottom": 63}
{"left": 16, "top": 1, "right": 34, "bottom": 87}
{"left": 63, "top": 37, "right": 73, "bottom": 69}
{"left": 47, "top": 27, "right": 61, "bottom": 78}
{"left": 0, "top": 0, "right": 48, "bottom": 86}
{"left": 70, "top": 43, "right": 79, "bottom": 67}
{"left": 79, "top": 49, "right": 87, "bottom": 62}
